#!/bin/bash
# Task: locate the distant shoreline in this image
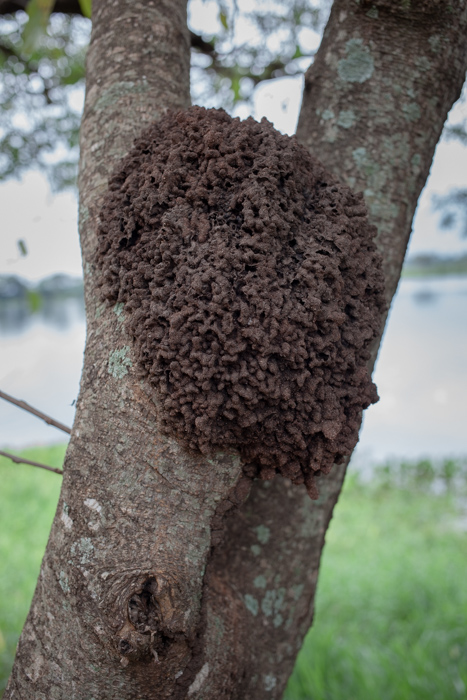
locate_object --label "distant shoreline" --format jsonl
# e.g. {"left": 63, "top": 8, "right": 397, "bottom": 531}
{"left": 0, "top": 273, "right": 84, "bottom": 302}
{"left": 1, "top": 258, "right": 467, "bottom": 302}
{"left": 401, "top": 252, "right": 467, "bottom": 278}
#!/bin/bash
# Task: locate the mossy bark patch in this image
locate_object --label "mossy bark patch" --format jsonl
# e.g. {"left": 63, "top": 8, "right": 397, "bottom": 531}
{"left": 96, "top": 106, "right": 386, "bottom": 498}
{"left": 337, "top": 39, "right": 375, "bottom": 84}
{"left": 108, "top": 346, "right": 132, "bottom": 379}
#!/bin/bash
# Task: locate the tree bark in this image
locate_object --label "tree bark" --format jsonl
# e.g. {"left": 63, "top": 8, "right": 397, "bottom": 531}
{"left": 297, "top": 0, "right": 467, "bottom": 302}
{"left": 5, "top": 1, "right": 467, "bottom": 699}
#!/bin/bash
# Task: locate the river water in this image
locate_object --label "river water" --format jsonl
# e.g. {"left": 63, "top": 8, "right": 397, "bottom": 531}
{"left": 1, "top": 276, "right": 466, "bottom": 463}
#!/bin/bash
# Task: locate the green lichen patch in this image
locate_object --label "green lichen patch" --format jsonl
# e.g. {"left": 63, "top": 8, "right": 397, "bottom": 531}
{"left": 352, "top": 147, "right": 379, "bottom": 178}
{"left": 58, "top": 571, "right": 70, "bottom": 593}
{"left": 402, "top": 102, "right": 421, "bottom": 123}
{"left": 261, "top": 587, "right": 286, "bottom": 619}
{"left": 338, "top": 39, "right": 374, "bottom": 84}
{"left": 253, "top": 575, "right": 267, "bottom": 589}
{"left": 411, "top": 153, "right": 422, "bottom": 175}
{"left": 337, "top": 109, "right": 357, "bottom": 129}
{"left": 255, "top": 525, "right": 271, "bottom": 545}
{"left": 108, "top": 346, "right": 132, "bottom": 379}
{"left": 94, "top": 80, "right": 150, "bottom": 113}
{"left": 244, "top": 594, "right": 259, "bottom": 616}
{"left": 292, "top": 583, "right": 305, "bottom": 601}
{"left": 113, "top": 301, "right": 125, "bottom": 317}
{"left": 415, "top": 56, "right": 432, "bottom": 73}
{"left": 321, "top": 108, "right": 335, "bottom": 121}
{"left": 263, "top": 674, "right": 277, "bottom": 691}
{"left": 95, "top": 302, "right": 106, "bottom": 319}
{"left": 273, "top": 613, "right": 283, "bottom": 628}
{"left": 70, "top": 536, "right": 94, "bottom": 565}
{"left": 428, "top": 34, "right": 442, "bottom": 53}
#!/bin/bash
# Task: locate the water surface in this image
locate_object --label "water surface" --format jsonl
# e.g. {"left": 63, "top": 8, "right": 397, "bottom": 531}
{"left": 1, "top": 277, "right": 466, "bottom": 462}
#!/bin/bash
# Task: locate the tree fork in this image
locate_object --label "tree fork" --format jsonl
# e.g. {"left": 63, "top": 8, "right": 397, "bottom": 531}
{"left": 5, "top": 1, "right": 467, "bottom": 699}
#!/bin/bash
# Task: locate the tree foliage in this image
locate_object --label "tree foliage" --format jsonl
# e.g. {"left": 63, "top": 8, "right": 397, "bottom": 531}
{"left": 0, "top": 9, "right": 88, "bottom": 187}
{"left": 0, "top": 0, "right": 331, "bottom": 189}
{"left": 189, "top": 0, "right": 330, "bottom": 110}
{"left": 0, "top": 0, "right": 465, "bottom": 239}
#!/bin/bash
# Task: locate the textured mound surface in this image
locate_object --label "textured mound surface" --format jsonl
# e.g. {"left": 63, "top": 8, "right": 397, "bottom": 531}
{"left": 96, "top": 106, "right": 386, "bottom": 498}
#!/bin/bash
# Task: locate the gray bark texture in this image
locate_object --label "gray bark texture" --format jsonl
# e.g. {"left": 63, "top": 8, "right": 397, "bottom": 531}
{"left": 5, "top": 1, "right": 467, "bottom": 698}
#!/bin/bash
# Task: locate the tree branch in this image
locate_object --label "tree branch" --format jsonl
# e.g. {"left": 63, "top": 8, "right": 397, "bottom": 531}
{"left": 0, "top": 40, "right": 18, "bottom": 60}
{"left": 0, "top": 449, "right": 64, "bottom": 474}
{"left": 189, "top": 30, "right": 216, "bottom": 56}
{"left": 0, "top": 389, "right": 72, "bottom": 434}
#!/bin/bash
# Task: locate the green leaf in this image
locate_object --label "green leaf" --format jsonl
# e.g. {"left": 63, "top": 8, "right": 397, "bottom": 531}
{"left": 231, "top": 75, "right": 241, "bottom": 104}
{"left": 292, "top": 44, "right": 303, "bottom": 60}
{"left": 22, "top": 0, "right": 55, "bottom": 56}
{"left": 219, "top": 11, "right": 228, "bottom": 31}
{"left": 78, "top": 0, "right": 92, "bottom": 19}
{"left": 17, "top": 239, "right": 28, "bottom": 257}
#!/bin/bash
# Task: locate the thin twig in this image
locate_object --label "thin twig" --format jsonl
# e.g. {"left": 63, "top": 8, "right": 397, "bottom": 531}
{"left": 0, "top": 389, "right": 72, "bottom": 434}
{"left": 0, "top": 449, "right": 63, "bottom": 475}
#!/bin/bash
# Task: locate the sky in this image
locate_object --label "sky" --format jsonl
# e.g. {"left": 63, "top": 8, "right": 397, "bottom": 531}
{"left": 1, "top": 4, "right": 467, "bottom": 282}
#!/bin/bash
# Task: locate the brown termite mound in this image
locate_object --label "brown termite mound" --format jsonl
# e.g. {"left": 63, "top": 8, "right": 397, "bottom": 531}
{"left": 96, "top": 106, "right": 386, "bottom": 499}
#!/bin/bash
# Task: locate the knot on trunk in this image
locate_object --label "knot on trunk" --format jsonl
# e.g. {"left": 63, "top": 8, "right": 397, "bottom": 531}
{"left": 96, "top": 106, "right": 386, "bottom": 498}
{"left": 116, "top": 576, "right": 184, "bottom": 666}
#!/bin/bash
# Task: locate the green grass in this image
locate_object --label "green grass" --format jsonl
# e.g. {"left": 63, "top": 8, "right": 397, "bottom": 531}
{"left": 0, "top": 445, "right": 65, "bottom": 694}
{"left": 285, "top": 465, "right": 467, "bottom": 700}
{"left": 1, "top": 449, "right": 466, "bottom": 699}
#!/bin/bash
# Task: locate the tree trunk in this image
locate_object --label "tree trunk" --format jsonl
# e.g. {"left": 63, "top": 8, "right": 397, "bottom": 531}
{"left": 5, "top": 1, "right": 467, "bottom": 699}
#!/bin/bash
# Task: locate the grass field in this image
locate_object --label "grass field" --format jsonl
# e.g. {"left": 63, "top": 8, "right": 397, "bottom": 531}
{"left": 0, "top": 445, "right": 64, "bottom": 694}
{"left": 1, "top": 447, "right": 466, "bottom": 699}
{"left": 285, "top": 462, "right": 467, "bottom": 700}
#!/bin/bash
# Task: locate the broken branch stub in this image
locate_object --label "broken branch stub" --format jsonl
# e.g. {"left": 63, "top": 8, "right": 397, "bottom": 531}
{"left": 96, "top": 106, "right": 386, "bottom": 498}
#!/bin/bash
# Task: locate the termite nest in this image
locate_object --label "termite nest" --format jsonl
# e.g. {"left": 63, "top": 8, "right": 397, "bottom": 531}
{"left": 96, "top": 106, "right": 386, "bottom": 498}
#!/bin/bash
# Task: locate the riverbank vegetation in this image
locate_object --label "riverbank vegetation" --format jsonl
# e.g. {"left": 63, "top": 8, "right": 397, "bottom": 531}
{"left": 402, "top": 253, "right": 467, "bottom": 278}
{"left": 1, "top": 251, "right": 467, "bottom": 309}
